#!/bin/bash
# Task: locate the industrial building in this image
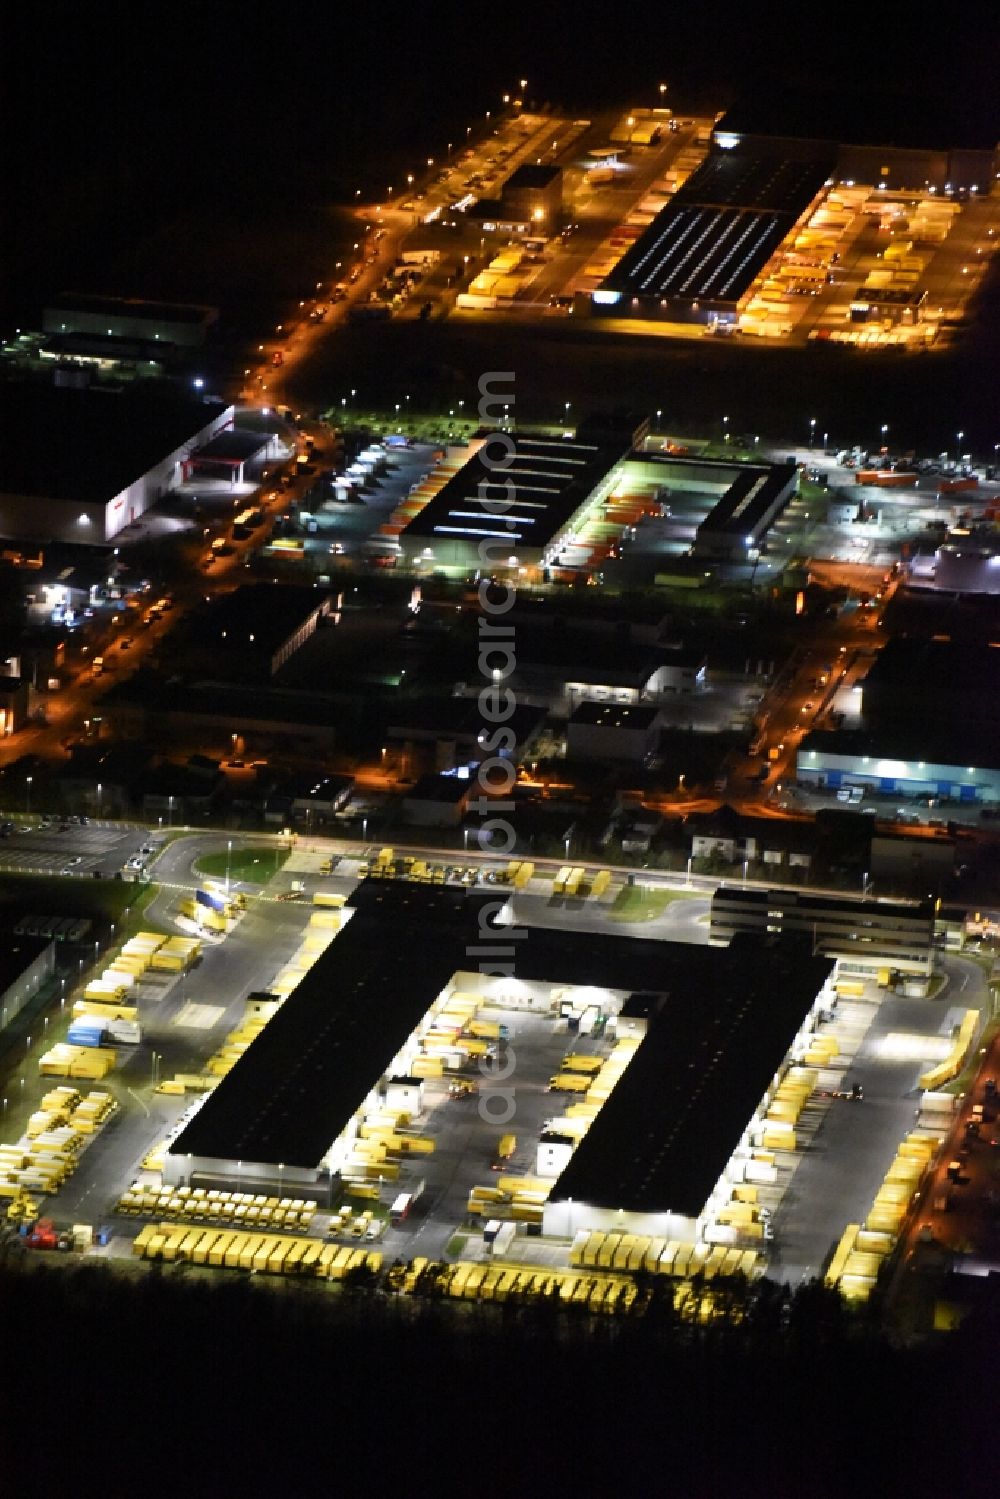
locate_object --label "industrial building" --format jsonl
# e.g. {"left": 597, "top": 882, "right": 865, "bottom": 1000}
{"left": 709, "top": 886, "right": 936, "bottom": 980}
{"left": 0, "top": 380, "right": 232, "bottom": 543}
{"left": 542, "top": 937, "right": 833, "bottom": 1239}
{"left": 623, "top": 450, "right": 799, "bottom": 561}
{"left": 164, "top": 880, "right": 835, "bottom": 1250}
{"left": 797, "top": 733, "right": 1000, "bottom": 806}
{"left": 566, "top": 702, "right": 660, "bottom": 763}
{"left": 713, "top": 92, "right": 1000, "bottom": 193}
{"left": 500, "top": 163, "right": 563, "bottom": 230}
{"left": 42, "top": 294, "right": 218, "bottom": 349}
{"left": 691, "top": 462, "right": 798, "bottom": 560}
{"left": 933, "top": 541, "right": 1000, "bottom": 595}
{"left": 396, "top": 429, "right": 633, "bottom": 577}
{"left": 796, "top": 638, "right": 1000, "bottom": 804}
{"left": 592, "top": 147, "right": 834, "bottom": 325}
{"left": 170, "top": 583, "right": 334, "bottom": 680}
{"left": 0, "top": 935, "right": 57, "bottom": 1038}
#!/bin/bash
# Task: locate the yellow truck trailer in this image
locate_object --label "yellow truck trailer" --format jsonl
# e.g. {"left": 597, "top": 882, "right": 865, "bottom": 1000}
{"left": 548, "top": 1072, "right": 592, "bottom": 1093}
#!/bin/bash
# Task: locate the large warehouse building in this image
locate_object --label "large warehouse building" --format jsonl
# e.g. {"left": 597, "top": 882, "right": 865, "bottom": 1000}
{"left": 396, "top": 428, "right": 633, "bottom": 577}
{"left": 796, "top": 638, "right": 1000, "bottom": 805}
{"left": 42, "top": 293, "right": 218, "bottom": 349}
{"left": 0, "top": 380, "right": 232, "bottom": 543}
{"left": 165, "top": 880, "right": 835, "bottom": 1248}
{"left": 592, "top": 147, "right": 834, "bottom": 325}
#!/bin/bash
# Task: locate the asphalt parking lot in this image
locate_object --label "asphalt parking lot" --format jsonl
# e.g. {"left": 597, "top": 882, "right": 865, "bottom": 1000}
{"left": 0, "top": 820, "right": 149, "bottom": 878}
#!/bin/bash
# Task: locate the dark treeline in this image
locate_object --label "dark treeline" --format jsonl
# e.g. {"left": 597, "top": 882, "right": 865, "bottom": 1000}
{"left": 0, "top": 1257, "right": 995, "bottom": 1498}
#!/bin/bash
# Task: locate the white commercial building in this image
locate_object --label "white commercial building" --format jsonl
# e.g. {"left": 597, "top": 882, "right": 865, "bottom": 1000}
{"left": 0, "top": 381, "right": 232, "bottom": 544}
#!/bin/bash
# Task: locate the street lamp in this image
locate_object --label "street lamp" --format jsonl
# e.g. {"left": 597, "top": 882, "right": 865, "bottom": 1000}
{"left": 225, "top": 839, "right": 232, "bottom": 894}
{"left": 25, "top": 775, "right": 32, "bottom": 816}
{"left": 96, "top": 782, "right": 102, "bottom": 817}
{"left": 809, "top": 417, "right": 816, "bottom": 446}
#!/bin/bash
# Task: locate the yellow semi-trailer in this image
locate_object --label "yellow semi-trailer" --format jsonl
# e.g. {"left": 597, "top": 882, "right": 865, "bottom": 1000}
{"left": 312, "top": 891, "right": 347, "bottom": 908}
{"left": 208, "top": 1234, "right": 234, "bottom": 1267}
{"left": 548, "top": 1072, "right": 592, "bottom": 1093}
{"left": 192, "top": 1232, "right": 220, "bottom": 1265}
{"left": 133, "top": 1224, "right": 157, "bottom": 1257}
{"left": 300, "top": 1243, "right": 322, "bottom": 1274}
{"left": 561, "top": 1055, "right": 604, "bottom": 1075}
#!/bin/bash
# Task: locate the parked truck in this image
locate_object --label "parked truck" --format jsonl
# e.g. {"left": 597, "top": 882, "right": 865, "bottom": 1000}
{"left": 389, "top": 1178, "right": 426, "bottom": 1225}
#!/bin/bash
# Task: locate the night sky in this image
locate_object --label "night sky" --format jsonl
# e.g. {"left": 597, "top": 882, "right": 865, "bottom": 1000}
{"left": 4, "top": 1, "right": 996, "bottom": 330}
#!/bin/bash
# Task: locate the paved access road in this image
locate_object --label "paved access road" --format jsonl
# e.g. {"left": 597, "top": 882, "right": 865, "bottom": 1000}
{"left": 766, "top": 955, "right": 992, "bottom": 1287}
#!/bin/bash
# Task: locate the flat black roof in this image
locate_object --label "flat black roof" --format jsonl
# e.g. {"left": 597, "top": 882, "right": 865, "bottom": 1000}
{"left": 179, "top": 583, "right": 327, "bottom": 661}
{"left": 799, "top": 726, "right": 1000, "bottom": 774}
{"left": 45, "top": 293, "right": 217, "bottom": 326}
{"left": 400, "top": 432, "right": 627, "bottom": 549}
{"left": 193, "top": 428, "right": 271, "bottom": 462}
{"left": 405, "top": 774, "right": 470, "bottom": 803}
{"left": 171, "top": 882, "right": 492, "bottom": 1168}
{"left": 569, "top": 702, "right": 659, "bottom": 729}
{"left": 675, "top": 152, "right": 835, "bottom": 214}
{"left": 696, "top": 464, "right": 795, "bottom": 536}
{"left": 719, "top": 91, "right": 999, "bottom": 154}
{"left": 387, "top": 696, "right": 545, "bottom": 749}
{"left": 711, "top": 885, "right": 934, "bottom": 926}
{"left": 504, "top": 164, "right": 561, "bottom": 191}
{"left": 862, "top": 636, "right": 1000, "bottom": 698}
{"left": 0, "top": 382, "right": 228, "bottom": 505}
{"left": 0, "top": 935, "right": 53, "bottom": 991}
{"left": 547, "top": 934, "right": 833, "bottom": 1218}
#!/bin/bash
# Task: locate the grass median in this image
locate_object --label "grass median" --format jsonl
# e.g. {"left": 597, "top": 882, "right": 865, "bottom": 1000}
{"left": 607, "top": 885, "right": 701, "bottom": 923}
{"left": 193, "top": 846, "right": 287, "bottom": 886}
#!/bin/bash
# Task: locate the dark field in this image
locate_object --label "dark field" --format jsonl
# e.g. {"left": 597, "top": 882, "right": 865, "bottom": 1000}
{"left": 286, "top": 300, "right": 1000, "bottom": 454}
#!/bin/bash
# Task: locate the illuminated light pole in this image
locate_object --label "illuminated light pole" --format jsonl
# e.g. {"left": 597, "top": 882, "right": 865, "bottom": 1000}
{"left": 809, "top": 417, "right": 816, "bottom": 447}
{"left": 25, "top": 775, "right": 32, "bottom": 816}
{"left": 225, "top": 839, "right": 232, "bottom": 894}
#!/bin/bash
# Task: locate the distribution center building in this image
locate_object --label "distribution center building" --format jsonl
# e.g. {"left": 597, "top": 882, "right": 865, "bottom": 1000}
{"left": 0, "top": 380, "right": 232, "bottom": 543}
{"left": 165, "top": 880, "right": 835, "bottom": 1249}
{"left": 396, "top": 429, "right": 633, "bottom": 577}
{"left": 592, "top": 147, "right": 834, "bottom": 325}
